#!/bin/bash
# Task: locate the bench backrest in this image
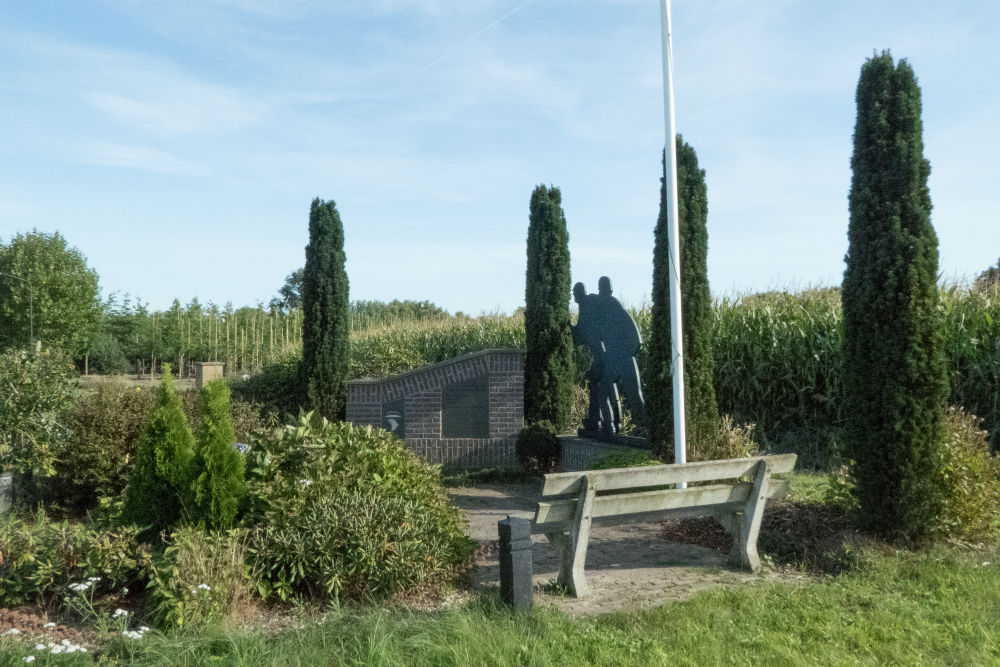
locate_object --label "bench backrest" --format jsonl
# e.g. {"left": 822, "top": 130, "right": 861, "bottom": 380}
{"left": 533, "top": 453, "right": 796, "bottom": 529}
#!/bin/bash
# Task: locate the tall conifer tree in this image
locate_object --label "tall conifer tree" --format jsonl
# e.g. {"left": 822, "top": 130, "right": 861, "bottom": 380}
{"left": 524, "top": 185, "right": 574, "bottom": 430}
{"left": 843, "top": 52, "right": 948, "bottom": 540}
{"left": 649, "top": 137, "right": 719, "bottom": 461}
{"left": 301, "top": 198, "right": 350, "bottom": 421}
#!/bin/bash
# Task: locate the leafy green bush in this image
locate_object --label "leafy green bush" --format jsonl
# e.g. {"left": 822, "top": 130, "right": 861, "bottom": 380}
{"left": 147, "top": 527, "right": 253, "bottom": 629}
{"left": 244, "top": 414, "right": 473, "bottom": 601}
{"left": 515, "top": 421, "right": 560, "bottom": 475}
{"left": 122, "top": 364, "right": 195, "bottom": 537}
{"left": 49, "top": 381, "right": 156, "bottom": 514}
{"left": 229, "top": 352, "right": 306, "bottom": 422}
{"left": 0, "top": 347, "right": 76, "bottom": 478}
{"left": 590, "top": 449, "right": 662, "bottom": 470}
{"left": 0, "top": 511, "right": 150, "bottom": 607}
{"left": 251, "top": 490, "right": 465, "bottom": 601}
{"left": 189, "top": 381, "right": 245, "bottom": 530}
{"left": 933, "top": 407, "right": 1000, "bottom": 542}
{"left": 84, "top": 332, "right": 131, "bottom": 374}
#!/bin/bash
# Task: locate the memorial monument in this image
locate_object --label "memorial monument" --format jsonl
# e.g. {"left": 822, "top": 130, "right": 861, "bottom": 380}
{"left": 572, "top": 276, "right": 645, "bottom": 438}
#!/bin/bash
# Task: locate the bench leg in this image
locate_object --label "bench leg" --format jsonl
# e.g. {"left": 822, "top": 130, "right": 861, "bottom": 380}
{"left": 546, "top": 474, "right": 596, "bottom": 597}
{"left": 727, "top": 460, "right": 770, "bottom": 572}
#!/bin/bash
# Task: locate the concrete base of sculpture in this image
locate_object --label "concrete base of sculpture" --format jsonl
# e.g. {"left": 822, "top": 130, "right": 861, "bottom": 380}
{"left": 576, "top": 429, "right": 650, "bottom": 449}
{"left": 559, "top": 434, "right": 651, "bottom": 472}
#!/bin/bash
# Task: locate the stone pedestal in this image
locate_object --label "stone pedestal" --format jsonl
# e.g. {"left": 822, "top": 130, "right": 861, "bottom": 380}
{"left": 498, "top": 516, "right": 533, "bottom": 612}
{"left": 196, "top": 362, "right": 225, "bottom": 389}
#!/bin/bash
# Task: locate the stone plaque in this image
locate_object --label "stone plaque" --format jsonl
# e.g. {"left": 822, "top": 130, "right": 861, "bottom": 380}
{"left": 382, "top": 398, "right": 405, "bottom": 439}
{"left": 442, "top": 375, "right": 489, "bottom": 438}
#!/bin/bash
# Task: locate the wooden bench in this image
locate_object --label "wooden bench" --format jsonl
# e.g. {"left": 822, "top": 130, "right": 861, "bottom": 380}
{"left": 531, "top": 453, "right": 797, "bottom": 597}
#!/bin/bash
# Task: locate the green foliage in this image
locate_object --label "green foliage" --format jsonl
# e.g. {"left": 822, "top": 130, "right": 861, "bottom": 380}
{"left": 122, "top": 364, "right": 196, "bottom": 536}
{"left": 147, "top": 527, "right": 254, "bottom": 629}
{"left": 229, "top": 352, "right": 307, "bottom": 421}
{"left": 50, "top": 381, "right": 156, "bottom": 513}
{"left": 843, "top": 52, "right": 949, "bottom": 540}
{"left": 251, "top": 490, "right": 466, "bottom": 601}
{"left": 524, "top": 184, "right": 574, "bottom": 430}
{"left": 189, "top": 382, "right": 245, "bottom": 531}
{"left": 59, "top": 547, "right": 1000, "bottom": 667}
{"left": 940, "top": 282, "right": 1000, "bottom": 452}
{"left": 692, "top": 414, "right": 760, "bottom": 463}
{"left": 269, "top": 268, "right": 303, "bottom": 312}
{"left": 515, "top": 421, "right": 560, "bottom": 475}
{"left": 351, "top": 313, "right": 524, "bottom": 378}
{"left": 0, "top": 347, "right": 76, "bottom": 478}
{"left": 244, "top": 414, "right": 472, "bottom": 601}
{"left": 0, "top": 229, "right": 101, "bottom": 355}
{"left": 84, "top": 331, "right": 131, "bottom": 374}
{"left": 974, "top": 258, "right": 1000, "bottom": 292}
{"left": 702, "top": 287, "right": 845, "bottom": 468}
{"left": 351, "top": 299, "right": 450, "bottom": 331}
{"left": 590, "top": 449, "right": 662, "bottom": 470}
{"left": 301, "top": 198, "right": 350, "bottom": 421}
{"left": 0, "top": 510, "right": 150, "bottom": 608}
{"left": 649, "top": 139, "right": 720, "bottom": 461}
{"left": 934, "top": 407, "right": 1000, "bottom": 542}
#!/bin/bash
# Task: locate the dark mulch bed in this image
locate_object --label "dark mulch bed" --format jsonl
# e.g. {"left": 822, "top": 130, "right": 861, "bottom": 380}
{"left": 660, "top": 499, "right": 857, "bottom": 574}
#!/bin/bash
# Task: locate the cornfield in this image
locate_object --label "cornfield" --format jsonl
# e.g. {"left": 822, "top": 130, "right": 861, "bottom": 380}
{"left": 118, "top": 285, "right": 998, "bottom": 470}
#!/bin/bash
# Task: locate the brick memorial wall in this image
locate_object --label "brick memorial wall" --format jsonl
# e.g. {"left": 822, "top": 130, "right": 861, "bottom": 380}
{"left": 346, "top": 349, "right": 524, "bottom": 469}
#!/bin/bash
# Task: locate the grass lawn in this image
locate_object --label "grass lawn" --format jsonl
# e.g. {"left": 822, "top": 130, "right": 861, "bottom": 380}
{"left": 3, "top": 542, "right": 998, "bottom": 667}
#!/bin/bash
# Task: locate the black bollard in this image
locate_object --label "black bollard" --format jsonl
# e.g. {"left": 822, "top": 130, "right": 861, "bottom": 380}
{"left": 498, "top": 516, "right": 533, "bottom": 612}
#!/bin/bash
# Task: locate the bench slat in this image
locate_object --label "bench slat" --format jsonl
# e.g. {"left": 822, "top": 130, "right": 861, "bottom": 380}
{"left": 540, "top": 453, "right": 796, "bottom": 497}
{"left": 533, "top": 478, "right": 790, "bottom": 526}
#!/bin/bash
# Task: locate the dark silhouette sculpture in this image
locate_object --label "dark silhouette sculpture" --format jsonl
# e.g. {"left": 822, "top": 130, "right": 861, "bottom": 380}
{"left": 572, "top": 277, "right": 645, "bottom": 435}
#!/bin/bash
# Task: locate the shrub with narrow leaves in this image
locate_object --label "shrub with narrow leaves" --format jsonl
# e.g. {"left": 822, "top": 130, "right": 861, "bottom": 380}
{"left": 0, "top": 511, "right": 150, "bottom": 608}
{"left": 147, "top": 527, "right": 253, "bottom": 629}
{"left": 244, "top": 414, "right": 472, "bottom": 601}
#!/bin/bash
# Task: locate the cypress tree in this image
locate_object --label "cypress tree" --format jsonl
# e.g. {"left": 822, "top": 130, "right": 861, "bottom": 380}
{"left": 649, "top": 138, "right": 719, "bottom": 461}
{"left": 189, "top": 380, "right": 245, "bottom": 530}
{"left": 301, "top": 198, "right": 350, "bottom": 421}
{"left": 843, "top": 51, "right": 948, "bottom": 540}
{"left": 122, "top": 363, "right": 194, "bottom": 535}
{"left": 524, "top": 184, "right": 575, "bottom": 430}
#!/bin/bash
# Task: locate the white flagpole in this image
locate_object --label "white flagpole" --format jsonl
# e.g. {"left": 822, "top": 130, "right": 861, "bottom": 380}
{"left": 659, "top": 0, "right": 687, "bottom": 468}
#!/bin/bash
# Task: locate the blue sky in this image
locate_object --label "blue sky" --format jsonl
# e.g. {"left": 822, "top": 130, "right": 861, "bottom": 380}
{"left": 2, "top": 0, "right": 998, "bottom": 314}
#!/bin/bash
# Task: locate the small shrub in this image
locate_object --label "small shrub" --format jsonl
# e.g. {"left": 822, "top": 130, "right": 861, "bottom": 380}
{"left": 933, "top": 407, "right": 1000, "bottom": 542}
{"left": 0, "top": 511, "right": 150, "bottom": 608}
{"left": 147, "top": 527, "right": 253, "bottom": 629}
{"left": 244, "top": 414, "right": 473, "bottom": 601}
{"left": 251, "top": 490, "right": 463, "bottom": 601}
{"left": 515, "top": 421, "right": 560, "bottom": 474}
{"left": 687, "top": 415, "right": 760, "bottom": 463}
{"left": 84, "top": 333, "right": 130, "bottom": 375}
{"left": 121, "top": 364, "right": 195, "bottom": 537}
{"left": 189, "top": 381, "right": 245, "bottom": 530}
{"left": 0, "top": 347, "right": 76, "bottom": 479}
{"left": 590, "top": 449, "right": 662, "bottom": 470}
{"left": 49, "top": 381, "right": 156, "bottom": 514}
{"left": 229, "top": 353, "right": 306, "bottom": 422}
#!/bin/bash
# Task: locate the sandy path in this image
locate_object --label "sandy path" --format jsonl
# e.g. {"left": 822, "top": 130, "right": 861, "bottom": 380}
{"left": 449, "top": 482, "right": 786, "bottom": 616}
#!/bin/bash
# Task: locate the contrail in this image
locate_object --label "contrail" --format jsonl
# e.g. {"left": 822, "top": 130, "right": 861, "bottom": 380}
{"left": 372, "top": 0, "right": 541, "bottom": 104}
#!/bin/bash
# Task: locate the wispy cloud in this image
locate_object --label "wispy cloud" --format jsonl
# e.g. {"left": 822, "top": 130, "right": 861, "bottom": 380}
{"left": 78, "top": 142, "right": 209, "bottom": 176}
